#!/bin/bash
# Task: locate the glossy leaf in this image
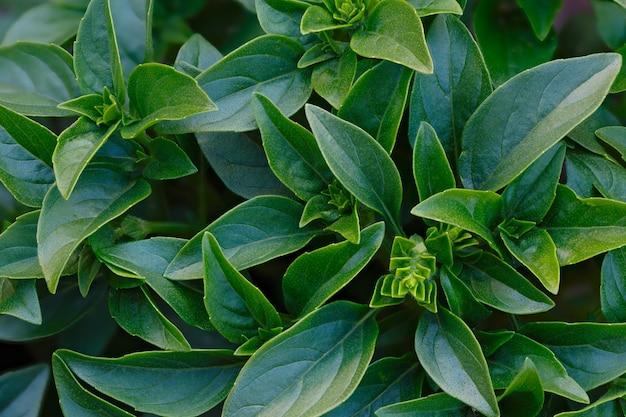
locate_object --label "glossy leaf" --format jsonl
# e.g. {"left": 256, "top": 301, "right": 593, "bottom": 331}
{"left": 459, "top": 252, "right": 555, "bottom": 314}
{"left": 174, "top": 33, "right": 222, "bottom": 77}
{"left": 222, "top": 301, "right": 378, "bottom": 417}
{"left": 0, "top": 211, "right": 42, "bottom": 279}
{"left": 565, "top": 149, "right": 626, "bottom": 202}
{"left": 522, "top": 321, "right": 626, "bottom": 390}
{"left": 142, "top": 137, "right": 198, "bottom": 180}
{"left": 595, "top": 126, "right": 626, "bottom": 162}
{"left": 202, "top": 232, "right": 282, "bottom": 343}
{"left": 108, "top": 0, "right": 150, "bottom": 81}
{"left": 0, "top": 363, "right": 49, "bottom": 417}
{"left": 256, "top": 0, "right": 309, "bottom": 38}
{"left": 601, "top": 248, "right": 626, "bottom": 322}
{"left": 496, "top": 358, "right": 544, "bottom": 417}
{"left": 375, "top": 392, "right": 466, "bottom": 416}
{"left": 439, "top": 265, "right": 491, "bottom": 328}
{"left": 56, "top": 349, "right": 244, "bottom": 417}
{"left": 541, "top": 185, "right": 626, "bottom": 265}
{"left": 555, "top": 379, "right": 626, "bottom": 417}
{"left": 160, "top": 35, "right": 311, "bottom": 133}
{"left": 516, "top": 0, "right": 562, "bottom": 40}
{"left": 413, "top": 122, "right": 456, "bottom": 202}
{"left": 0, "top": 278, "right": 41, "bottom": 325}
{"left": 283, "top": 222, "right": 385, "bottom": 318}
{"left": 415, "top": 308, "right": 499, "bottom": 417}
{"left": 306, "top": 104, "right": 403, "bottom": 234}
{"left": 166, "top": 196, "right": 320, "bottom": 280}
{"left": 311, "top": 46, "right": 357, "bottom": 109}
{"left": 351, "top": 0, "right": 433, "bottom": 73}
{"left": 459, "top": 53, "right": 620, "bottom": 191}
{"left": 0, "top": 42, "right": 81, "bottom": 116}
{"left": 37, "top": 165, "right": 151, "bottom": 293}
{"left": 1, "top": 3, "right": 83, "bottom": 45}
{"left": 407, "top": 0, "right": 463, "bottom": 16}
{"left": 301, "top": 5, "right": 352, "bottom": 33}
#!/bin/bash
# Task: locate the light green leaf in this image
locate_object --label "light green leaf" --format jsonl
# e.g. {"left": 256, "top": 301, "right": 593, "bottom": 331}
{"left": 283, "top": 222, "right": 385, "bottom": 318}
{"left": 160, "top": 35, "right": 311, "bottom": 133}
{"left": 351, "top": 0, "right": 433, "bottom": 73}
{"left": 415, "top": 308, "right": 499, "bottom": 417}
{"left": 222, "top": 301, "right": 378, "bottom": 417}
{"left": 109, "top": 286, "right": 191, "bottom": 351}
{"left": 0, "top": 364, "right": 49, "bottom": 417}
{"left": 375, "top": 392, "right": 466, "bottom": 416}
{"left": 497, "top": 358, "right": 544, "bottom": 417}
{"left": 596, "top": 126, "right": 626, "bottom": 162}
{"left": 142, "top": 137, "right": 198, "bottom": 180}
{"left": 56, "top": 349, "right": 243, "bottom": 417}
{"left": 338, "top": 60, "right": 412, "bottom": 152}
{"left": 123, "top": 63, "right": 216, "bottom": 138}
{"left": 516, "top": 0, "right": 562, "bottom": 40}
{"left": 301, "top": 5, "right": 352, "bottom": 33}
{"left": 0, "top": 278, "right": 41, "bottom": 325}
{"left": 202, "top": 232, "right": 282, "bottom": 343}
{"left": 256, "top": 0, "right": 309, "bottom": 38}
{"left": 0, "top": 211, "right": 42, "bottom": 279}
{"left": 166, "top": 195, "right": 320, "bottom": 280}
{"left": 306, "top": 104, "right": 403, "bottom": 235}
{"left": 37, "top": 165, "right": 151, "bottom": 293}
{"left": 459, "top": 252, "right": 555, "bottom": 314}
{"left": 1, "top": 3, "right": 83, "bottom": 45}
{"left": 0, "top": 42, "right": 81, "bottom": 116}
{"left": 459, "top": 53, "right": 621, "bottom": 191}
{"left": 541, "top": 185, "right": 626, "bottom": 265}
{"left": 601, "top": 248, "right": 626, "bottom": 322}
{"left": 407, "top": 0, "right": 463, "bottom": 16}
{"left": 522, "top": 321, "right": 626, "bottom": 391}
{"left": 174, "top": 33, "right": 222, "bottom": 77}
{"left": 311, "top": 46, "right": 357, "bottom": 109}
{"left": 58, "top": 94, "right": 106, "bottom": 122}
{"left": 413, "top": 122, "right": 456, "bottom": 202}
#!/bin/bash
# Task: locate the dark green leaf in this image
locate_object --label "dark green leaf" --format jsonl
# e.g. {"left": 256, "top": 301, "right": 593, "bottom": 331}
{"left": 256, "top": 0, "right": 309, "bottom": 38}
{"left": 593, "top": 0, "right": 626, "bottom": 49}
{"left": 174, "top": 33, "right": 222, "bottom": 77}
{"left": 555, "top": 379, "right": 626, "bottom": 417}
{"left": 108, "top": 0, "right": 150, "bottom": 81}
{"left": 311, "top": 46, "right": 357, "bottom": 109}
{"left": 415, "top": 308, "right": 499, "bottom": 417}
{"left": 407, "top": 0, "right": 463, "bottom": 16}
{"left": 439, "top": 265, "right": 491, "bottom": 327}
{"left": 56, "top": 349, "right": 244, "bottom": 417}
{"left": 222, "top": 301, "right": 378, "bottom": 417}
{"left": 375, "top": 392, "right": 466, "bottom": 416}
{"left": 0, "top": 211, "right": 42, "bottom": 279}
{"left": 596, "top": 126, "right": 626, "bottom": 162}
{"left": 1, "top": 3, "right": 83, "bottom": 45}
{"left": 0, "top": 278, "right": 41, "bottom": 325}
{"left": 565, "top": 149, "right": 626, "bottom": 202}
{"left": 0, "top": 363, "right": 49, "bottom": 417}
{"left": 77, "top": 245, "right": 100, "bottom": 297}
{"left": 459, "top": 53, "right": 620, "bottom": 190}
{"left": 601, "top": 248, "right": 626, "bottom": 322}
{"left": 497, "top": 358, "right": 544, "bottom": 417}
{"left": 283, "top": 222, "right": 385, "bottom": 318}
{"left": 306, "top": 104, "right": 403, "bottom": 235}
{"left": 142, "top": 137, "right": 198, "bottom": 180}
{"left": 413, "top": 122, "right": 455, "bottom": 202}
{"left": 516, "top": 0, "right": 562, "bottom": 40}
{"left": 567, "top": 106, "right": 620, "bottom": 156}
{"left": 351, "top": 0, "right": 433, "bottom": 73}
{"left": 611, "top": 44, "right": 626, "bottom": 93}
{"left": 166, "top": 196, "right": 320, "bottom": 280}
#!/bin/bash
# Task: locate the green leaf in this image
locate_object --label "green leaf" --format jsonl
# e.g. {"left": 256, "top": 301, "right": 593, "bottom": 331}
{"left": 459, "top": 252, "right": 555, "bottom": 314}
{"left": 611, "top": 44, "right": 626, "bottom": 93}
{"left": 77, "top": 246, "right": 100, "bottom": 297}
{"left": 439, "top": 265, "right": 491, "bottom": 328}
{"left": 0, "top": 42, "right": 81, "bottom": 116}
{"left": 413, "top": 122, "right": 456, "bottom": 202}
{"left": 601, "top": 248, "right": 626, "bottom": 322}
{"left": 516, "top": 0, "right": 562, "bottom": 40}
{"left": 160, "top": 34, "right": 311, "bottom": 133}
{"left": 56, "top": 349, "right": 243, "bottom": 417}
{"left": 593, "top": 0, "right": 626, "bottom": 50}
{"left": 338, "top": 60, "right": 412, "bottom": 152}
{"left": 407, "top": 0, "right": 463, "bottom": 16}
{"left": 409, "top": 14, "right": 491, "bottom": 163}
{"left": 222, "top": 301, "right": 378, "bottom": 417}
{"left": 311, "top": 46, "right": 357, "bottom": 109}
{"left": 0, "top": 211, "right": 42, "bottom": 279}
{"left": 0, "top": 278, "right": 41, "bottom": 325}
{"left": 375, "top": 392, "right": 467, "bottom": 416}
{"left": 202, "top": 232, "right": 282, "bottom": 343}
{"left": 565, "top": 149, "right": 626, "bottom": 202}
{"left": 252, "top": 92, "right": 332, "bottom": 200}
{"left": 174, "top": 33, "right": 222, "bottom": 77}
{"left": 37, "top": 164, "right": 151, "bottom": 293}
{"left": 1, "top": 3, "right": 83, "bottom": 45}
{"left": 142, "top": 137, "right": 198, "bottom": 180}
{"left": 555, "top": 379, "right": 626, "bottom": 417}
{"left": 567, "top": 106, "right": 620, "bottom": 156}
{"left": 256, "top": 0, "right": 309, "bottom": 38}
{"left": 166, "top": 195, "right": 320, "bottom": 280}
{"left": 53, "top": 118, "right": 119, "bottom": 199}
{"left": 283, "top": 222, "right": 385, "bottom": 318}
{"left": 109, "top": 286, "right": 191, "bottom": 351}
{"left": 410, "top": 189, "right": 503, "bottom": 254}
{"left": 541, "top": 185, "right": 626, "bottom": 265}
{"left": 301, "top": 5, "right": 352, "bottom": 33}
{"left": 497, "top": 358, "right": 544, "bottom": 417}
{"left": 306, "top": 104, "right": 403, "bottom": 235}
{"left": 108, "top": 0, "right": 150, "bottom": 81}
{"left": 58, "top": 94, "right": 106, "bottom": 122}
{"left": 522, "top": 321, "right": 626, "bottom": 391}
{"left": 415, "top": 308, "right": 499, "bottom": 417}
{"left": 123, "top": 63, "right": 216, "bottom": 138}
{"left": 488, "top": 333, "right": 588, "bottom": 403}
{"left": 596, "top": 126, "right": 626, "bottom": 162}
{"left": 459, "top": 53, "right": 621, "bottom": 191}
{"left": 324, "top": 354, "right": 423, "bottom": 417}
{"left": 0, "top": 364, "right": 49, "bottom": 417}
{"left": 351, "top": 0, "right": 433, "bottom": 73}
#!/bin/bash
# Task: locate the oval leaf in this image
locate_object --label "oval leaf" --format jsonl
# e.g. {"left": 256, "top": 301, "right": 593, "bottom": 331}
{"left": 0, "top": 278, "right": 41, "bottom": 325}
{"left": 2, "top": 3, "right": 83, "bottom": 45}
{"left": 0, "top": 211, "right": 42, "bottom": 279}
{"left": 0, "top": 363, "right": 49, "bottom": 417}
{"left": 142, "top": 137, "right": 198, "bottom": 181}
{"left": 376, "top": 392, "right": 467, "bottom": 416}
{"left": 413, "top": 122, "right": 456, "bottom": 202}
{"left": 496, "top": 358, "right": 544, "bottom": 417}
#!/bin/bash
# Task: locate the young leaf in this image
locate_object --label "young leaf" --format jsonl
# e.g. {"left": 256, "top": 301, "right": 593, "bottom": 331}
{"left": 0, "top": 42, "right": 81, "bottom": 116}
{"left": 202, "top": 232, "right": 282, "bottom": 343}
{"left": 459, "top": 53, "right": 621, "bottom": 191}
{"left": 160, "top": 34, "right": 311, "bottom": 133}
{"left": 222, "top": 301, "right": 378, "bottom": 417}
{"left": 0, "top": 278, "right": 41, "bottom": 325}
{"left": 407, "top": 0, "right": 463, "bottom": 16}
{"left": 0, "top": 211, "right": 42, "bottom": 279}
{"left": 459, "top": 252, "right": 555, "bottom": 314}
{"left": 252, "top": 92, "right": 332, "bottom": 201}
{"left": 1, "top": 3, "right": 83, "bottom": 45}
{"left": 351, "top": 0, "right": 433, "bottom": 73}
{"left": 311, "top": 46, "right": 357, "bottom": 109}
{"left": 53, "top": 118, "right": 119, "bottom": 199}
{"left": 283, "top": 221, "right": 385, "bottom": 318}
{"left": 37, "top": 164, "right": 151, "bottom": 293}
{"left": 375, "top": 392, "right": 467, "bottom": 416}
{"left": 439, "top": 265, "right": 491, "bottom": 328}
{"left": 413, "top": 122, "right": 456, "bottom": 202}
{"left": 306, "top": 104, "right": 403, "bottom": 235}
{"left": 301, "top": 5, "right": 352, "bottom": 33}
{"left": 142, "top": 137, "right": 198, "bottom": 181}
{"left": 415, "top": 308, "right": 499, "bottom": 417}
{"left": 256, "top": 0, "right": 309, "bottom": 38}
{"left": 0, "top": 363, "right": 49, "bottom": 417}
{"left": 166, "top": 196, "right": 320, "bottom": 280}
{"left": 516, "top": 0, "right": 562, "bottom": 41}
{"left": 540, "top": 185, "right": 626, "bottom": 265}
{"left": 174, "top": 33, "right": 222, "bottom": 77}
{"left": 496, "top": 358, "right": 544, "bottom": 417}
{"left": 522, "top": 321, "right": 626, "bottom": 391}
{"left": 56, "top": 349, "right": 244, "bottom": 417}
{"left": 601, "top": 248, "right": 626, "bottom": 322}
{"left": 108, "top": 286, "right": 191, "bottom": 351}
{"left": 409, "top": 14, "right": 491, "bottom": 162}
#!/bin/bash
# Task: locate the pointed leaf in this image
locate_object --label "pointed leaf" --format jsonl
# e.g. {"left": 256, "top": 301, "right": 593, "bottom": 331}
{"left": 459, "top": 53, "right": 621, "bottom": 191}
{"left": 0, "top": 278, "right": 41, "bottom": 325}
{"left": 311, "top": 46, "right": 357, "bottom": 109}
{"left": 415, "top": 308, "right": 499, "bottom": 417}
{"left": 497, "top": 358, "right": 544, "bottom": 417}
{"left": 142, "top": 137, "right": 198, "bottom": 180}
{"left": 222, "top": 301, "right": 378, "bottom": 417}
{"left": 556, "top": 379, "right": 626, "bottom": 417}
{"left": 0, "top": 211, "right": 42, "bottom": 279}
{"left": 108, "top": 0, "right": 150, "bottom": 81}
{"left": 301, "top": 5, "right": 352, "bottom": 33}
{"left": 439, "top": 265, "right": 491, "bottom": 327}
{"left": 256, "top": 0, "right": 309, "bottom": 37}
{"left": 516, "top": 0, "right": 562, "bottom": 41}
{"left": 596, "top": 126, "right": 626, "bottom": 162}
{"left": 601, "top": 247, "right": 626, "bottom": 322}
{"left": 376, "top": 392, "right": 466, "bottom": 416}
{"left": 0, "top": 364, "right": 49, "bottom": 417}
{"left": 407, "top": 0, "right": 463, "bottom": 16}
{"left": 413, "top": 122, "right": 456, "bottom": 202}
{"left": 174, "top": 33, "right": 222, "bottom": 77}
{"left": 56, "top": 349, "right": 244, "bottom": 417}
{"left": 565, "top": 149, "right": 626, "bottom": 202}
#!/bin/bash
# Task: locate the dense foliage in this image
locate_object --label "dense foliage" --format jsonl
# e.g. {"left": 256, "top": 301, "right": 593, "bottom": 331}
{"left": 1, "top": 0, "right": 626, "bottom": 415}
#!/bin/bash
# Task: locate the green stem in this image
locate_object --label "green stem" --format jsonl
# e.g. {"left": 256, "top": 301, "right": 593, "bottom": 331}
{"left": 320, "top": 30, "right": 342, "bottom": 55}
